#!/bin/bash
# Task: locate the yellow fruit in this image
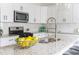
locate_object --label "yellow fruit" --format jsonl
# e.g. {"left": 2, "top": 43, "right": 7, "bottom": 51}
{"left": 16, "top": 36, "right": 39, "bottom": 48}
{"left": 19, "top": 37, "right": 25, "bottom": 41}
{"left": 27, "top": 36, "right": 33, "bottom": 40}
{"left": 20, "top": 42, "right": 24, "bottom": 47}
{"left": 26, "top": 42, "right": 30, "bottom": 47}
{"left": 29, "top": 37, "right": 38, "bottom": 46}
{"left": 23, "top": 42, "right": 26, "bottom": 47}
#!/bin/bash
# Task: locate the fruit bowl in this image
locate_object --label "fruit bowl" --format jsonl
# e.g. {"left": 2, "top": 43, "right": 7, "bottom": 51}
{"left": 16, "top": 36, "right": 38, "bottom": 48}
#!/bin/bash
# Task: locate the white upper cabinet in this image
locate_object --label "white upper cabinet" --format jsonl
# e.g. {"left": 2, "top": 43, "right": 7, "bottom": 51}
{"left": 47, "top": 5, "right": 58, "bottom": 23}
{"left": 72, "top": 4, "right": 79, "bottom": 23}
{"left": 28, "top": 6, "right": 41, "bottom": 23}
{"left": 0, "top": 4, "right": 13, "bottom": 22}
{"left": 47, "top": 4, "right": 73, "bottom": 23}
{"left": 0, "top": 4, "right": 42, "bottom": 23}
{"left": 57, "top": 4, "right": 73, "bottom": 23}
{"left": 40, "top": 6, "right": 47, "bottom": 23}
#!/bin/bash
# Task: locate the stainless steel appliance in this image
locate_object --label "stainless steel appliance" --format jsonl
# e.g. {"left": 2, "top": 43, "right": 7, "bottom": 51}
{"left": 14, "top": 10, "right": 29, "bottom": 23}
{"left": 9, "top": 27, "right": 24, "bottom": 35}
{"left": 9, "top": 27, "right": 33, "bottom": 37}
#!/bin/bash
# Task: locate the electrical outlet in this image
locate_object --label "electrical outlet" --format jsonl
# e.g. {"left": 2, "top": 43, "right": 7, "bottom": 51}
{"left": 63, "top": 18, "right": 66, "bottom": 22}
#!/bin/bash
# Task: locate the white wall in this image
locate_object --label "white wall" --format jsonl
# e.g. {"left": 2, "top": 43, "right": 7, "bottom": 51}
{"left": 1, "top": 23, "right": 41, "bottom": 35}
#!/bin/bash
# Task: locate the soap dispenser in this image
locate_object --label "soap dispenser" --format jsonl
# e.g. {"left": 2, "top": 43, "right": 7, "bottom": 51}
{"left": 39, "top": 24, "right": 46, "bottom": 32}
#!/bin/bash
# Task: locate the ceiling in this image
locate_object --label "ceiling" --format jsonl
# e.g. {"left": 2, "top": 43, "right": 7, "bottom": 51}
{"left": 32, "top": 3, "right": 56, "bottom": 6}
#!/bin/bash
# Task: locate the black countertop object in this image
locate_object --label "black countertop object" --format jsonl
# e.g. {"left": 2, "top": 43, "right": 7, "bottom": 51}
{"left": 19, "top": 32, "right": 33, "bottom": 38}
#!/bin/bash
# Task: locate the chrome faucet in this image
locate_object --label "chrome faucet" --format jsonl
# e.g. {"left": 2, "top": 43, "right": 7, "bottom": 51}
{"left": 47, "top": 17, "right": 57, "bottom": 38}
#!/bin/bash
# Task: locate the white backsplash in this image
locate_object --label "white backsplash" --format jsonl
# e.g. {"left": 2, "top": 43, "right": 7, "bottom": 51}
{"left": 57, "top": 23, "right": 79, "bottom": 33}
{"left": 1, "top": 22, "right": 79, "bottom": 35}
{"left": 1, "top": 23, "right": 40, "bottom": 35}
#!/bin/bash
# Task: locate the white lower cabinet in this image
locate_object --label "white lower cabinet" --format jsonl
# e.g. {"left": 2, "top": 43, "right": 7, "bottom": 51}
{"left": 0, "top": 36, "right": 18, "bottom": 47}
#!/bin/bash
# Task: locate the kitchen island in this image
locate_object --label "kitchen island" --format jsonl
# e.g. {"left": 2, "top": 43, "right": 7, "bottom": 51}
{"left": 0, "top": 33, "right": 79, "bottom": 55}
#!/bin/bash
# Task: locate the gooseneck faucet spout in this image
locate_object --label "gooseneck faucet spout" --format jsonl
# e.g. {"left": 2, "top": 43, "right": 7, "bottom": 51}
{"left": 47, "top": 17, "right": 57, "bottom": 39}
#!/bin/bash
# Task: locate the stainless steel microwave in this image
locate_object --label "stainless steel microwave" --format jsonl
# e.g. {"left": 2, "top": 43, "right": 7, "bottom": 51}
{"left": 14, "top": 10, "right": 29, "bottom": 23}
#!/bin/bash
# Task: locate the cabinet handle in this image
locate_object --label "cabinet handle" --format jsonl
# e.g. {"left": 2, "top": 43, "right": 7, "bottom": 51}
{"left": 4, "top": 16, "right": 6, "bottom": 20}
{"left": 6, "top": 16, "right": 7, "bottom": 20}
{"left": 4, "top": 16, "right": 7, "bottom": 20}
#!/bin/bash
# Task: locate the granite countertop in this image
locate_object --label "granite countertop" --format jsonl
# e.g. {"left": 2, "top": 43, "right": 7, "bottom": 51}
{"left": 0, "top": 32, "right": 79, "bottom": 38}
{"left": 57, "top": 32, "right": 79, "bottom": 35}
{"left": 0, "top": 36, "right": 78, "bottom": 55}
{"left": 33, "top": 32, "right": 79, "bottom": 35}
{"left": 0, "top": 32, "right": 79, "bottom": 55}
{"left": 0, "top": 35, "right": 19, "bottom": 38}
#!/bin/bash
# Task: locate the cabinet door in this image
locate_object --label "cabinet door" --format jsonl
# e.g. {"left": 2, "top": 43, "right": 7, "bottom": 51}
{"left": 57, "top": 4, "right": 73, "bottom": 23}
{"left": 47, "top": 5, "right": 58, "bottom": 23}
{"left": 73, "top": 4, "right": 79, "bottom": 23}
{"left": 1, "top": 4, "right": 13, "bottom": 22}
{"left": 64, "top": 5, "right": 73, "bottom": 23}
{"left": 26, "top": 6, "right": 36, "bottom": 23}
{"left": 40, "top": 6, "right": 47, "bottom": 23}
{"left": 29, "top": 6, "right": 41, "bottom": 23}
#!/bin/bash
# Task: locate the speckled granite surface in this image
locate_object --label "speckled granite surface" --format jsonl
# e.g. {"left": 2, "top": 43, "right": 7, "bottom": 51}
{"left": 0, "top": 37, "right": 78, "bottom": 55}
{"left": 63, "top": 39, "right": 79, "bottom": 55}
